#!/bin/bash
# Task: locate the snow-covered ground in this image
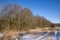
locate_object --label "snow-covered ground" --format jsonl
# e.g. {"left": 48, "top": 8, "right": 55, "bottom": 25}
{"left": 19, "top": 32, "right": 60, "bottom": 40}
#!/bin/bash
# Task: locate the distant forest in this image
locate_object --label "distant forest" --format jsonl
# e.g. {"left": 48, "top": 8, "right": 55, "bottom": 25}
{"left": 0, "top": 4, "right": 53, "bottom": 31}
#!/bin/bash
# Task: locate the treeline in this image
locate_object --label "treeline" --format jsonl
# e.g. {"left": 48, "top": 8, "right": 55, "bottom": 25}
{"left": 0, "top": 4, "right": 51, "bottom": 31}
{"left": 54, "top": 23, "right": 60, "bottom": 26}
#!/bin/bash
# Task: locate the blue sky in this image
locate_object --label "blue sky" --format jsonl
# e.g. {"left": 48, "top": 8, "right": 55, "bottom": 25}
{"left": 0, "top": 0, "right": 60, "bottom": 23}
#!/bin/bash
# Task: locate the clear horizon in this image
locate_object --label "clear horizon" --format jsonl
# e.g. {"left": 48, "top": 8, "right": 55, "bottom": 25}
{"left": 0, "top": 0, "right": 60, "bottom": 23}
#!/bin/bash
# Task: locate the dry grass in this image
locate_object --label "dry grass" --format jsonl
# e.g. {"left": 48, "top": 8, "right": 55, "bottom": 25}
{"left": 29, "top": 27, "right": 49, "bottom": 32}
{"left": 2, "top": 27, "right": 50, "bottom": 40}
{"left": 3, "top": 30, "right": 19, "bottom": 40}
